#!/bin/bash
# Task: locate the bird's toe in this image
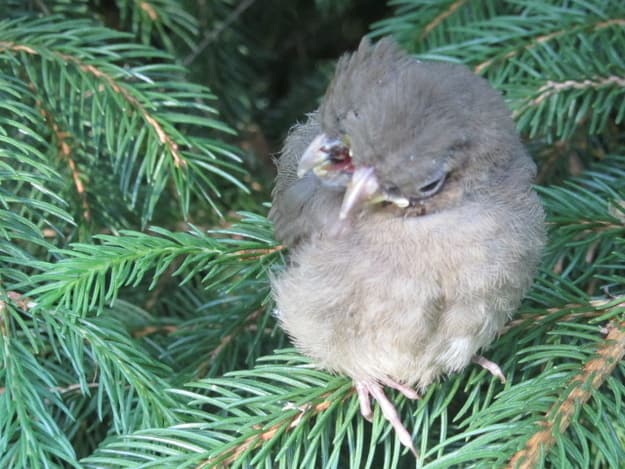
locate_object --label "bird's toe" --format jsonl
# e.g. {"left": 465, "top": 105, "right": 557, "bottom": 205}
{"left": 380, "top": 376, "right": 420, "bottom": 400}
{"left": 353, "top": 379, "right": 417, "bottom": 456}
{"left": 472, "top": 354, "right": 506, "bottom": 383}
{"left": 355, "top": 381, "right": 373, "bottom": 422}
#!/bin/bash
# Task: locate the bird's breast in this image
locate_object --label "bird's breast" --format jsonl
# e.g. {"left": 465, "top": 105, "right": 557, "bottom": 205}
{"left": 272, "top": 198, "right": 542, "bottom": 387}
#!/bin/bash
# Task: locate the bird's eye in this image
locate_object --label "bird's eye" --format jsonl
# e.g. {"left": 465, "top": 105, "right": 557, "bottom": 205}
{"left": 418, "top": 173, "right": 447, "bottom": 198}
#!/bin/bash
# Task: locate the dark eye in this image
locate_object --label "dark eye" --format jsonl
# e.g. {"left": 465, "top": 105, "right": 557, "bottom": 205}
{"left": 418, "top": 173, "right": 447, "bottom": 198}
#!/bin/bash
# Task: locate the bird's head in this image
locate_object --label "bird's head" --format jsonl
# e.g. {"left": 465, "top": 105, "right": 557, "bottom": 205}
{"left": 298, "top": 38, "right": 530, "bottom": 220}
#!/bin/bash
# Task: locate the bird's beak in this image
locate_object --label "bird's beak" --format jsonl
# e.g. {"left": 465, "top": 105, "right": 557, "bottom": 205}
{"left": 297, "top": 134, "right": 350, "bottom": 178}
{"left": 339, "top": 166, "right": 380, "bottom": 219}
{"left": 339, "top": 168, "right": 411, "bottom": 220}
{"left": 299, "top": 133, "right": 410, "bottom": 219}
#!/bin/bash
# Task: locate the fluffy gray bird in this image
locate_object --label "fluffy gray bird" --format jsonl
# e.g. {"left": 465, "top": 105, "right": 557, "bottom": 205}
{"left": 269, "top": 38, "right": 545, "bottom": 453}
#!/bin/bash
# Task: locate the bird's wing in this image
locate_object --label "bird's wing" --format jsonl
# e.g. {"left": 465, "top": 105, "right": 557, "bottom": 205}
{"left": 269, "top": 114, "right": 343, "bottom": 248}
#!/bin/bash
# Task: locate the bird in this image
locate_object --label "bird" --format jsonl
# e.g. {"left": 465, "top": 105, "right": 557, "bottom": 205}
{"left": 269, "top": 37, "right": 545, "bottom": 454}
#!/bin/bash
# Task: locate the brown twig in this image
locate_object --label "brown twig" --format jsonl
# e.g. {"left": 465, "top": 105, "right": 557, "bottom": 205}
{"left": 0, "top": 40, "right": 186, "bottom": 169}
{"left": 506, "top": 319, "right": 625, "bottom": 469}
{"left": 33, "top": 0, "right": 51, "bottom": 15}
{"left": 6, "top": 291, "right": 34, "bottom": 311}
{"left": 132, "top": 324, "right": 178, "bottom": 338}
{"left": 513, "top": 75, "right": 625, "bottom": 118}
{"left": 198, "top": 397, "right": 334, "bottom": 468}
{"left": 502, "top": 309, "right": 598, "bottom": 335}
{"left": 232, "top": 245, "right": 285, "bottom": 261}
{"left": 419, "top": 0, "right": 468, "bottom": 41}
{"left": 475, "top": 18, "right": 625, "bottom": 74}
{"left": 502, "top": 297, "right": 625, "bottom": 334}
{"left": 0, "top": 300, "right": 6, "bottom": 337}
{"left": 195, "top": 308, "right": 264, "bottom": 378}
{"left": 144, "top": 258, "right": 183, "bottom": 311}
{"left": 1, "top": 291, "right": 31, "bottom": 336}
{"left": 530, "top": 76, "right": 625, "bottom": 107}
{"left": 35, "top": 100, "right": 92, "bottom": 222}
{"left": 73, "top": 61, "right": 185, "bottom": 168}
{"left": 139, "top": 1, "right": 159, "bottom": 21}
{"left": 183, "top": 0, "right": 257, "bottom": 66}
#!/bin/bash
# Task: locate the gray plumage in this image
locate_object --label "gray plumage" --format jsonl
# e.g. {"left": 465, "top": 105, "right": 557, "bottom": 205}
{"left": 269, "top": 37, "right": 544, "bottom": 452}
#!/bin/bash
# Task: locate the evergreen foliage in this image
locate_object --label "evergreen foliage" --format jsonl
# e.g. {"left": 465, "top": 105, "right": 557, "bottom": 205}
{"left": 0, "top": 0, "right": 624, "bottom": 467}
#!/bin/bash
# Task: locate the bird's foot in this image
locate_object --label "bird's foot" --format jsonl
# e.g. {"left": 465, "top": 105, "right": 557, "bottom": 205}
{"left": 472, "top": 354, "right": 506, "bottom": 383}
{"left": 355, "top": 379, "right": 418, "bottom": 456}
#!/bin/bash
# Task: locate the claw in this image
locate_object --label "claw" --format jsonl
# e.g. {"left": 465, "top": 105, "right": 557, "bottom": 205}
{"left": 356, "top": 381, "right": 373, "bottom": 421}
{"left": 355, "top": 379, "right": 418, "bottom": 456}
{"left": 379, "top": 376, "right": 420, "bottom": 400}
{"left": 472, "top": 354, "right": 506, "bottom": 383}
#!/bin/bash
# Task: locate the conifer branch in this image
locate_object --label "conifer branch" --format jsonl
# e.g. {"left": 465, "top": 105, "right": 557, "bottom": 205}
{"left": 475, "top": 18, "right": 625, "bottom": 74}
{"left": 1, "top": 18, "right": 247, "bottom": 222}
{"left": 196, "top": 307, "right": 264, "bottom": 376}
{"left": 37, "top": 97, "right": 92, "bottom": 222}
{"left": 138, "top": 1, "right": 159, "bottom": 21}
{"left": 507, "top": 318, "right": 625, "bottom": 468}
{"left": 502, "top": 297, "right": 618, "bottom": 334}
{"left": 111, "top": 0, "right": 199, "bottom": 52}
{"left": 0, "top": 381, "right": 99, "bottom": 396}
{"left": 184, "top": 0, "right": 257, "bottom": 66}
{"left": 514, "top": 76, "right": 625, "bottom": 118}
{"left": 5, "top": 39, "right": 188, "bottom": 169}
{"left": 33, "top": 0, "right": 51, "bottom": 15}
{"left": 2, "top": 3, "right": 624, "bottom": 467}
{"left": 132, "top": 324, "right": 178, "bottom": 338}
{"left": 419, "top": 0, "right": 467, "bottom": 41}
{"left": 205, "top": 397, "right": 335, "bottom": 468}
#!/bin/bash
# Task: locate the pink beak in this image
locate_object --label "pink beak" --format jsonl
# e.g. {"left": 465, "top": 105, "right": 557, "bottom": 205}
{"left": 339, "top": 166, "right": 380, "bottom": 220}
{"left": 298, "top": 133, "right": 410, "bottom": 220}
